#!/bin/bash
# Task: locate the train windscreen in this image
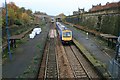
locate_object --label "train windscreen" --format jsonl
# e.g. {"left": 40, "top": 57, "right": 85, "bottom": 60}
{"left": 63, "top": 32, "right": 71, "bottom": 37}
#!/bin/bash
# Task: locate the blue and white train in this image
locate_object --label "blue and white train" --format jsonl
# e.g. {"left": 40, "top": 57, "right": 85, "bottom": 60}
{"left": 56, "top": 22, "right": 72, "bottom": 43}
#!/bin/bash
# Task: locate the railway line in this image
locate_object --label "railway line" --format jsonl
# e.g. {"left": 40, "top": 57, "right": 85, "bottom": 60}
{"left": 64, "top": 44, "right": 89, "bottom": 79}
{"left": 38, "top": 38, "right": 101, "bottom": 79}
{"left": 37, "top": 23, "right": 101, "bottom": 79}
{"left": 38, "top": 38, "right": 59, "bottom": 79}
{"left": 37, "top": 23, "right": 59, "bottom": 79}
{"left": 45, "top": 38, "right": 58, "bottom": 79}
{"left": 70, "top": 44, "right": 100, "bottom": 79}
{"left": 64, "top": 43, "right": 100, "bottom": 79}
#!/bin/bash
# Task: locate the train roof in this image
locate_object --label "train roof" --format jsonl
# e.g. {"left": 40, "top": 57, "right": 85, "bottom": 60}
{"left": 56, "top": 22, "right": 71, "bottom": 31}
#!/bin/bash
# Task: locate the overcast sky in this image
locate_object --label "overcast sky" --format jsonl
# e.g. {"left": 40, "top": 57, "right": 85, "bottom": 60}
{"left": 0, "top": 0, "right": 119, "bottom": 16}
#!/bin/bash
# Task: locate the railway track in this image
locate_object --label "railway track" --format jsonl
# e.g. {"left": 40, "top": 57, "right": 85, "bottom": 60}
{"left": 70, "top": 44, "right": 100, "bottom": 79}
{"left": 64, "top": 43, "right": 100, "bottom": 79}
{"left": 38, "top": 23, "right": 100, "bottom": 79}
{"left": 64, "top": 44, "right": 89, "bottom": 79}
{"left": 38, "top": 38, "right": 100, "bottom": 79}
{"left": 44, "top": 38, "right": 58, "bottom": 79}
{"left": 38, "top": 23, "right": 59, "bottom": 79}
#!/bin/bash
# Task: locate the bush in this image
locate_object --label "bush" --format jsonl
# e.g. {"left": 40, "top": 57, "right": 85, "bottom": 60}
{"left": 14, "top": 19, "right": 22, "bottom": 25}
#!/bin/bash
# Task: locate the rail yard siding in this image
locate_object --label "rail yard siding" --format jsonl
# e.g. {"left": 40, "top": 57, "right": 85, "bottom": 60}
{"left": 65, "top": 13, "right": 120, "bottom": 36}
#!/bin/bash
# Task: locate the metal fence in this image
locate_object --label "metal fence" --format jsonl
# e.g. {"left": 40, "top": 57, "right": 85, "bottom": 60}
{"left": 109, "top": 59, "right": 120, "bottom": 79}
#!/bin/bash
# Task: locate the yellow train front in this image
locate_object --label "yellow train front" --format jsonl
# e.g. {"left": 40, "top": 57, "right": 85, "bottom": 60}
{"left": 61, "top": 29, "right": 72, "bottom": 43}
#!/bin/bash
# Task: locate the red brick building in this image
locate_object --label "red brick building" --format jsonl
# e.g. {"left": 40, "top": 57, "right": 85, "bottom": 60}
{"left": 89, "top": 2, "right": 120, "bottom": 12}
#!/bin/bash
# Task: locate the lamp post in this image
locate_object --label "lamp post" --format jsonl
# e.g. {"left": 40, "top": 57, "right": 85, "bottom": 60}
{"left": 5, "top": 0, "right": 12, "bottom": 60}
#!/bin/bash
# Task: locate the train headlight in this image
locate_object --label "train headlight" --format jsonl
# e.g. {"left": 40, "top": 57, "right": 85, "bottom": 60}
{"left": 118, "top": 36, "right": 120, "bottom": 44}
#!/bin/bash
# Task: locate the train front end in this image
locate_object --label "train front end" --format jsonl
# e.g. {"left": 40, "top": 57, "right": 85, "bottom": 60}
{"left": 62, "top": 30, "right": 72, "bottom": 43}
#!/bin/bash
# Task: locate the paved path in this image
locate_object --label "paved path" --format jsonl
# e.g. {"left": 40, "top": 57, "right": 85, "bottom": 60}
{"left": 2, "top": 24, "right": 50, "bottom": 78}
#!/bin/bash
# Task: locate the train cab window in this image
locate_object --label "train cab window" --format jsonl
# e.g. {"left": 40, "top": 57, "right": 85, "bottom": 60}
{"left": 63, "top": 32, "right": 71, "bottom": 37}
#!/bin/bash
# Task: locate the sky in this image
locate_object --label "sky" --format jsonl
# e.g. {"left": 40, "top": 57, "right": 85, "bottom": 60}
{"left": 0, "top": 0, "right": 119, "bottom": 16}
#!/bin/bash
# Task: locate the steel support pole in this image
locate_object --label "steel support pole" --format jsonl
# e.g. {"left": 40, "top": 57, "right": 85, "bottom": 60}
{"left": 5, "top": 0, "right": 12, "bottom": 60}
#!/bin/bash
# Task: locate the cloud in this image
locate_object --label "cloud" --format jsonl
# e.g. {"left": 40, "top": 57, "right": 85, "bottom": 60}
{"left": 1, "top": 0, "right": 119, "bottom": 15}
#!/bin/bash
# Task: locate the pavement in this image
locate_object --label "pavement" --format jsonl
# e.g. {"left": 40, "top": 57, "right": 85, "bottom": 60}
{"left": 2, "top": 23, "right": 50, "bottom": 78}
{"left": 65, "top": 24, "right": 115, "bottom": 70}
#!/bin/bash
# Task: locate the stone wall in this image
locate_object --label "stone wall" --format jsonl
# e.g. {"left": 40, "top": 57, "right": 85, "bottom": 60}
{"left": 65, "top": 9, "right": 120, "bottom": 36}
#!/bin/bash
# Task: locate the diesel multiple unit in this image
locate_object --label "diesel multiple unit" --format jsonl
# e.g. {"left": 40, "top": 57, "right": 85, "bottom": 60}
{"left": 56, "top": 22, "right": 72, "bottom": 43}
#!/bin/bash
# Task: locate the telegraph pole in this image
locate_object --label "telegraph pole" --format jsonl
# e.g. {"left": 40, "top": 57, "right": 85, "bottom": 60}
{"left": 5, "top": 0, "right": 12, "bottom": 60}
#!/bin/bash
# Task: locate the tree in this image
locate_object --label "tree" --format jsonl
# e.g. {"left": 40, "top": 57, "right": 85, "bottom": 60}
{"left": 2, "top": 2, "right": 33, "bottom": 27}
{"left": 21, "top": 12, "right": 30, "bottom": 23}
{"left": 8, "top": 8, "right": 16, "bottom": 25}
{"left": 26, "top": 9, "right": 32, "bottom": 16}
{"left": 2, "top": 8, "right": 6, "bottom": 26}
{"left": 0, "top": 8, "right": 2, "bottom": 27}
{"left": 20, "top": 7, "right": 26, "bottom": 13}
